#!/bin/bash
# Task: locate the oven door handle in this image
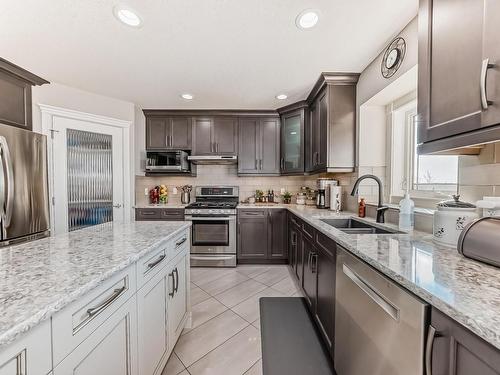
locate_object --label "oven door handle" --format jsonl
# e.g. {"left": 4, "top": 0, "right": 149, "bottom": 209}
{"left": 185, "top": 216, "right": 234, "bottom": 221}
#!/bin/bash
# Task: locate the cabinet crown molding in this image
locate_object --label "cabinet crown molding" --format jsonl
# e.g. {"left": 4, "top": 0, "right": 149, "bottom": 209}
{"left": 142, "top": 109, "right": 280, "bottom": 117}
{"left": 307, "top": 72, "right": 360, "bottom": 103}
{"left": 0, "top": 57, "right": 49, "bottom": 86}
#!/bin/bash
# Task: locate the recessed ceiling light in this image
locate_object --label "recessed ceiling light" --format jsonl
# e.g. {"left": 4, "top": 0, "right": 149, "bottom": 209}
{"left": 181, "top": 93, "right": 194, "bottom": 100}
{"left": 113, "top": 4, "right": 142, "bottom": 27}
{"left": 296, "top": 9, "right": 319, "bottom": 30}
{"left": 276, "top": 94, "right": 288, "bottom": 100}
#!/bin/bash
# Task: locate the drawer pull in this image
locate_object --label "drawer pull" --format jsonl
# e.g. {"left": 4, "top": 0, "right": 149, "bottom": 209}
{"left": 147, "top": 254, "right": 166, "bottom": 270}
{"left": 176, "top": 237, "right": 187, "bottom": 247}
{"left": 141, "top": 212, "right": 156, "bottom": 215}
{"left": 86, "top": 286, "right": 126, "bottom": 318}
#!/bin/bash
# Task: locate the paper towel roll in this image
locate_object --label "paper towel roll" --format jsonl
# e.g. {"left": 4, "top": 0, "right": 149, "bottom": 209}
{"left": 330, "top": 186, "right": 342, "bottom": 212}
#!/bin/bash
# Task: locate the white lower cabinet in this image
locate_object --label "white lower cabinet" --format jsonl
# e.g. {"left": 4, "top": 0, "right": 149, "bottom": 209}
{"left": 1, "top": 228, "right": 190, "bottom": 375}
{"left": 53, "top": 295, "right": 138, "bottom": 375}
{"left": 137, "top": 263, "right": 170, "bottom": 375}
{"left": 168, "top": 252, "right": 189, "bottom": 348}
{"left": 0, "top": 320, "right": 51, "bottom": 375}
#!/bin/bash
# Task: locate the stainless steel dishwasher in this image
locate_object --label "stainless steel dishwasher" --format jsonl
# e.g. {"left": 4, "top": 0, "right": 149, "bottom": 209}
{"left": 335, "top": 247, "right": 429, "bottom": 375}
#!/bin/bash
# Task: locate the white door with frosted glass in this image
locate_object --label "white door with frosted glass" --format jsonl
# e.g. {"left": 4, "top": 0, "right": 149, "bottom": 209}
{"left": 51, "top": 117, "right": 124, "bottom": 235}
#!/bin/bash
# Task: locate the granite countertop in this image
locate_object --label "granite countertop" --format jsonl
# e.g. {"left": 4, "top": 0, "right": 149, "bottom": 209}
{"left": 280, "top": 205, "right": 500, "bottom": 350}
{"left": 0, "top": 221, "right": 190, "bottom": 349}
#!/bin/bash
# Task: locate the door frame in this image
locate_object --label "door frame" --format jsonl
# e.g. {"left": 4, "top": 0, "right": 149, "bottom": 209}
{"left": 39, "top": 104, "right": 132, "bottom": 232}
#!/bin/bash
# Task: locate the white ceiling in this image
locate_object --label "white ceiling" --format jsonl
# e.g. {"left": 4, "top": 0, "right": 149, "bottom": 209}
{"left": 0, "top": 0, "right": 417, "bottom": 109}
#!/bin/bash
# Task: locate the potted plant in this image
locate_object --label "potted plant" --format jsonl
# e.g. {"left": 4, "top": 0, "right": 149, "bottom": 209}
{"left": 283, "top": 191, "right": 292, "bottom": 204}
{"left": 255, "top": 189, "right": 264, "bottom": 203}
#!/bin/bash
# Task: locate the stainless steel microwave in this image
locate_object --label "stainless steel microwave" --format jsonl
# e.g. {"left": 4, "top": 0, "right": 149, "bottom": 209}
{"left": 146, "top": 151, "right": 190, "bottom": 172}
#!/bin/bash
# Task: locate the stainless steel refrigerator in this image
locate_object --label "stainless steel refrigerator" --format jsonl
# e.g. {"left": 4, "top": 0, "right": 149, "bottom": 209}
{"left": 0, "top": 123, "right": 50, "bottom": 246}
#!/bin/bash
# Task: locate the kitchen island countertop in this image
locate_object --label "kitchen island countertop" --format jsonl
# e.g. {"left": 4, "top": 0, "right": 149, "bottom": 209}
{"left": 0, "top": 221, "right": 190, "bottom": 349}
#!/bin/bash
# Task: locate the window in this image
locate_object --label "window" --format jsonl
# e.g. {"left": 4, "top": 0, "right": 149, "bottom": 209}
{"left": 390, "top": 98, "right": 458, "bottom": 201}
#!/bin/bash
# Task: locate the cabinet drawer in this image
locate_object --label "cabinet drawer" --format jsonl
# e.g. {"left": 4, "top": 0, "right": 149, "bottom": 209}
{"left": 52, "top": 266, "right": 136, "bottom": 366}
{"left": 137, "top": 245, "right": 169, "bottom": 289}
{"left": 53, "top": 295, "right": 138, "bottom": 375}
{"left": 161, "top": 209, "right": 185, "bottom": 221}
{"left": 289, "top": 214, "right": 301, "bottom": 228}
{"left": 315, "top": 231, "right": 336, "bottom": 259}
{"left": 238, "top": 209, "right": 267, "bottom": 218}
{"left": 170, "top": 229, "right": 190, "bottom": 260}
{"left": 136, "top": 208, "right": 161, "bottom": 220}
{"left": 0, "top": 320, "right": 51, "bottom": 375}
{"left": 301, "top": 221, "right": 315, "bottom": 240}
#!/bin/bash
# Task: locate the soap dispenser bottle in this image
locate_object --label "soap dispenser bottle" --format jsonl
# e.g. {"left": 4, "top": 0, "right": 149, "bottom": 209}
{"left": 399, "top": 193, "right": 415, "bottom": 231}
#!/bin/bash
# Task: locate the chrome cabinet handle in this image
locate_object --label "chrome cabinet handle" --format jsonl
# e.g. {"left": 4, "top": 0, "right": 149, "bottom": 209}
{"left": 342, "top": 264, "right": 400, "bottom": 321}
{"left": 113, "top": 203, "right": 122, "bottom": 208}
{"left": 260, "top": 159, "right": 263, "bottom": 170}
{"left": 86, "top": 286, "right": 126, "bottom": 318}
{"left": 141, "top": 211, "right": 156, "bottom": 216}
{"left": 174, "top": 267, "right": 179, "bottom": 293}
{"left": 147, "top": 254, "right": 166, "bottom": 270}
{"left": 169, "top": 271, "right": 175, "bottom": 297}
{"left": 0, "top": 136, "right": 14, "bottom": 228}
{"left": 481, "top": 58, "right": 495, "bottom": 110}
{"left": 176, "top": 237, "right": 187, "bottom": 247}
{"left": 425, "top": 325, "right": 440, "bottom": 375}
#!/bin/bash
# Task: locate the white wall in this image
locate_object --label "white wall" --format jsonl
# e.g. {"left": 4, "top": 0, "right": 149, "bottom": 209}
{"left": 31, "top": 82, "right": 137, "bottom": 220}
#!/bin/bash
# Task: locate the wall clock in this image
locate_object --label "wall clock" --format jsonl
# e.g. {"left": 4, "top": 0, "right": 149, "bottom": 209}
{"left": 381, "top": 37, "right": 406, "bottom": 78}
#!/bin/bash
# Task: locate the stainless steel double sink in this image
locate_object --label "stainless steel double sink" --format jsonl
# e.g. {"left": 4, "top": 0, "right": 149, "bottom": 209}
{"left": 320, "top": 218, "right": 404, "bottom": 235}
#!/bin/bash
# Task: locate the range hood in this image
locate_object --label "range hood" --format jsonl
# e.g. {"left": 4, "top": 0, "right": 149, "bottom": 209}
{"left": 187, "top": 155, "right": 237, "bottom": 165}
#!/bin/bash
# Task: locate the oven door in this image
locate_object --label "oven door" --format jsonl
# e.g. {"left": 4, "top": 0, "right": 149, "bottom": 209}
{"left": 186, "top": 216, "right": 236, "bottom": 254}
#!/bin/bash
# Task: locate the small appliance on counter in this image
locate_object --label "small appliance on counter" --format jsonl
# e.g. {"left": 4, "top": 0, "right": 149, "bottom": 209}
{"left": 458, "top": 217, "right": 500, "bottom": 267}
{"left": 317, "top": 178, "right": 337, "bottom": 208}
{"left": 433, "top": 195, "right": 479, "bottom": 247}
{"left": 146, "top": 151, "right": 190, "bottom": 173}
{"left": 476, "top": 197, "right": 500, "bottom": 217}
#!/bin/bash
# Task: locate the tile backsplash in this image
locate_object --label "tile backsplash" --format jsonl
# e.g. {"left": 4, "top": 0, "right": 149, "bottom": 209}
{"left": 136, "top": 165, "right": 317, "bottom": 205}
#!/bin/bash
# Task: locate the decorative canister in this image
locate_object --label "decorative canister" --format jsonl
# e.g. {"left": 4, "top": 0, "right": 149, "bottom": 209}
{"left": 433, "top": 195, "right": 479, "bottom": 247}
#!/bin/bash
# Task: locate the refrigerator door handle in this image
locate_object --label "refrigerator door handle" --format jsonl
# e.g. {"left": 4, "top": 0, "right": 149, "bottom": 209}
{"left": 0, "top": 136, "right": 14, "bottom": 228}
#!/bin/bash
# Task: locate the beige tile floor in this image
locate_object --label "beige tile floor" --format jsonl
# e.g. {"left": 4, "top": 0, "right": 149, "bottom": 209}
{"left": 161, "top": 265, "right": 303, "bottom": 375}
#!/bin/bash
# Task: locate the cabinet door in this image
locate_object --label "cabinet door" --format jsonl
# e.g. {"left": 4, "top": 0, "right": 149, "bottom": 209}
{"left": 192, "top": 117, "right": 214, "bottom": 155}
{"left": 288, "top": 219, "right": 297, "bottom": 273}
{"left": 238, "top": 118, "right": 260, "bottom": 174}
{"left": 481, "top": 0, "right": 500, "bottom": 128}
{"left": 237, "top": 216, "right": 268, "bottom": 260}
{"left": 146, "top": 118, "right": 168, "bottom": 149}
{"left": 301, "top": 236, "right": 317, "bottom": 312}
{"left": 430, "top": 307, "right": 500, "bottom": 375}
{"left": 213, "top": 117, "right": 238, "bottom": 155}
{"left": 281, "top": 110, "right": 304, "bottom": 174}
{"left": 315, "top": 232, "right": 336, "bottom": 359}
{"left": 268, "top": 209, "right": 287, "bottom": 259}
{"left": 169, "top": 254, "right": 188, "bottom": 346}
{"left": 306, "top": 103, "right": 317, "bottom": 172}
{"left": 417, "top": 0, "right": 485, "bottom": 144}
{"left": 137, "top": 267, "right": 168, "bottom": 375}
{"left": 54, "top": 296, "right": 138, "bottom": 375}
{"left": 170, "top": 117, "right": 192, "bottom": 149}
{"left": 0, "top": 70, "right": 32, "bottom": 130}
{"left": 260, "top": 118, "right": 280, "bottom": 174}
{"left": 317, "top": 92, "right": 328, "bottom": 170}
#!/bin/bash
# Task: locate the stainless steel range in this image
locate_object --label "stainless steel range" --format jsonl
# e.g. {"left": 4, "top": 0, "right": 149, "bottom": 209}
{"left": 185, "top": 186, "right": 239, "bottom": 267}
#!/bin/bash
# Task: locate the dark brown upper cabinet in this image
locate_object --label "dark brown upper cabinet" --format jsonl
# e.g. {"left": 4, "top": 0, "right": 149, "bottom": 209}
{"left": 192, "top": 116, "right": 238, "bottom": 155}
{"left": 278, "top": 102, "right": 307, "bottom": 175}
{"left": 305, "top": 73, "right": 358, "bottom": 173}
{"left": 144, "top": 114, "right": 192, "bottom": 150}
{"left": 238, "top": 117, "right": 280, "bottom": 175}
{"left": 417, "top": 0, "right": 500, "bottom": 154}
{"left": 430, "top": 307, "right": 500, "bottom": 374}
{"left": 0, "top": 58, "right": 49, "bottom": 130}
